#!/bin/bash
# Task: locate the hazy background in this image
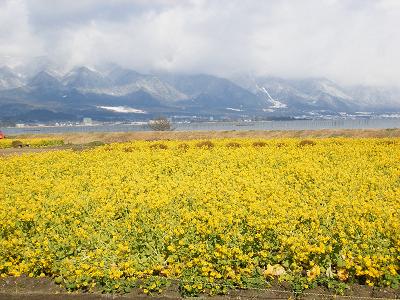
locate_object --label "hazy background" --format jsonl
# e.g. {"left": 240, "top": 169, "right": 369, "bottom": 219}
{"left": 1, "top": 0, "right": 400, "bottom": 86}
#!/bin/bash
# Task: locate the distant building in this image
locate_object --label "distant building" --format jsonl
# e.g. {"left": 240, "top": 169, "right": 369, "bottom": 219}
{"left": 83, "top": 118, "right": 93, "bottom": 125}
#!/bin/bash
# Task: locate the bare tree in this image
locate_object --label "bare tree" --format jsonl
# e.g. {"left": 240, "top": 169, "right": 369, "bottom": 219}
{"left": 148, "top": 116, "right": 173, "bottom": 131}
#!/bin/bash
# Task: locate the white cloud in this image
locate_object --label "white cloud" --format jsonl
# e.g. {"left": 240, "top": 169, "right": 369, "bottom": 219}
{"left": 0, "top": 0, "right": 400, "bottom": 86}
{"left": 0, "top": 0, "right": 44, "bottom": 64}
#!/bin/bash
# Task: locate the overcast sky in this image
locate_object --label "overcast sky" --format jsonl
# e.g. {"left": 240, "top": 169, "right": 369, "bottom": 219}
{"left": 1, "top": 0, "right": 400, "bottom": 86}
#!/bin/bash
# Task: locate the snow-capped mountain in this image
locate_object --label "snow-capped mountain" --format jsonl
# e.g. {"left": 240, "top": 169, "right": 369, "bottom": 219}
{"left": 92, "top": 76, "right": 188, "bottom": 102}
{"left": 61, "top": 66, "right": 187, "bottom": 102}
{"left": 0, "top": 66, "right": 24, "bottom": 90}
{"left": 160, "top": 73, "right": 266, "bottom": 111}
{"left": 63, "top": 66, "right": 112, "bottom": 90}
{"left": 108, "top": 67, "right": 142, "bottom": 85}
{"left": 345, "top": 85, "right": 400, "bottom": 111}
{"left": 28, "top": 71, "right": 63, "bottom": 90}
{"left": 1, "top": 63, "right": 400, "bottom": 123}
{"left": 234, "top": 75, "right": 357, "bottom": 112}
{"left": 256, "top": 85, "right": 287, "bottom": 109}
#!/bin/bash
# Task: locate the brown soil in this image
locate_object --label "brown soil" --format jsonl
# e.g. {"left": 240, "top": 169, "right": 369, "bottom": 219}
{"left": 0, "top": 144, "right": 101, "bottom": 157}
{"left": 0, "top": 147, "right": 66, "bottom": 157}
{"left": 302, "top": 285, "right": 399, "bottom": 299}
{"left": 0, "top": 277, "right": 399, "bottom": 300}
{"left": 10, "top": 128, "right": 400, "bottom": 145}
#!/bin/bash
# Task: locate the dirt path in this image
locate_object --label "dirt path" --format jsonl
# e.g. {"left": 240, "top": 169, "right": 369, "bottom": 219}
{"left": 0, "top": 277, "right": 399, "bottom": 299}
{"left": 9, "top": 128, "right": 400, "bottom": 144}
{"left": 0, "top": 147, "right": 67, "bottom": 157}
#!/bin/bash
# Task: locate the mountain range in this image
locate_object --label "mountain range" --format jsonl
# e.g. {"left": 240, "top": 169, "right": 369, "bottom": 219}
{"left": 1, "top": 63, "right": 400, "bottom": 123}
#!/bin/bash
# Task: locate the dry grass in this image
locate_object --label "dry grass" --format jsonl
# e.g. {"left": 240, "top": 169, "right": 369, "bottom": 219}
{"left": 149, "top": 143, "right": 168, "bottom": 150}
{"left": 196, "top": 140, "right": 214, "bottom": 149}
{"left": 8, "top": 128, "right": 400, "bottom": 145}
{"left": 276, "top": 142, "right": 287, "bottom": 148}
{"left": 226, "top": 142, "right": 241, "bottom": 148}
{"left": 177, "top": 143, "right": 190, "bottom": 151}
{"left": 252, "top": 141, "right": 267, "bottom": 148}
{"left": 298, "top": 139, "right": 317, "bottom": 147}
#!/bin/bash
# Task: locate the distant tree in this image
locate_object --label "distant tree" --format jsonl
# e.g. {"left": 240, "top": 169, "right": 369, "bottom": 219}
{"left": 148, "top": 116, "right": 173, "bottom": 131}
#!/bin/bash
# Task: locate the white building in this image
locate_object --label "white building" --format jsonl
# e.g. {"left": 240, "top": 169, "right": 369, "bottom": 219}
{"left": 82, "top": 118, "right": 93, "bottom": 125}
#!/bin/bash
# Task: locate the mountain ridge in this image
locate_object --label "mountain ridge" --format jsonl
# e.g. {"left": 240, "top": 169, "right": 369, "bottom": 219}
{"left": 1, "top": 64, "right": 400, "bottom": 123}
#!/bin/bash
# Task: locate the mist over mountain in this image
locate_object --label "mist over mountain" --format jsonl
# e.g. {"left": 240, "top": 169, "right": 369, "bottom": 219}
{"left": 1, "top": 62, "right": 400, "bottom": 123}
{"left": 2, "top": 1, "right": 400, "bottom": 85}
{"left": 1, "top": 0, "right": 400, "bottom": 124}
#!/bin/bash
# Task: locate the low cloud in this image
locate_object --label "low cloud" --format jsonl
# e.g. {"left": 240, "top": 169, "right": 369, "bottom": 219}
{"left": 1, "top": 0, "right": 400, "bottom": 86}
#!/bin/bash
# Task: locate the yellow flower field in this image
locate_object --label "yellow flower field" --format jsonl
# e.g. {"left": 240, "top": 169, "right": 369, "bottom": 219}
{"left": 0, "top": 138, "right": 64, "bottom": 149}
{"left": 0, "top": 138, "right": 399, "bottom": 295}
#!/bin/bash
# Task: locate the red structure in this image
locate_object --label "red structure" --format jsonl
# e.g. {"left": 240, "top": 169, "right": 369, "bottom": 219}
{"left": 0, "top": 131, "right": 5, "bottom": 139}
